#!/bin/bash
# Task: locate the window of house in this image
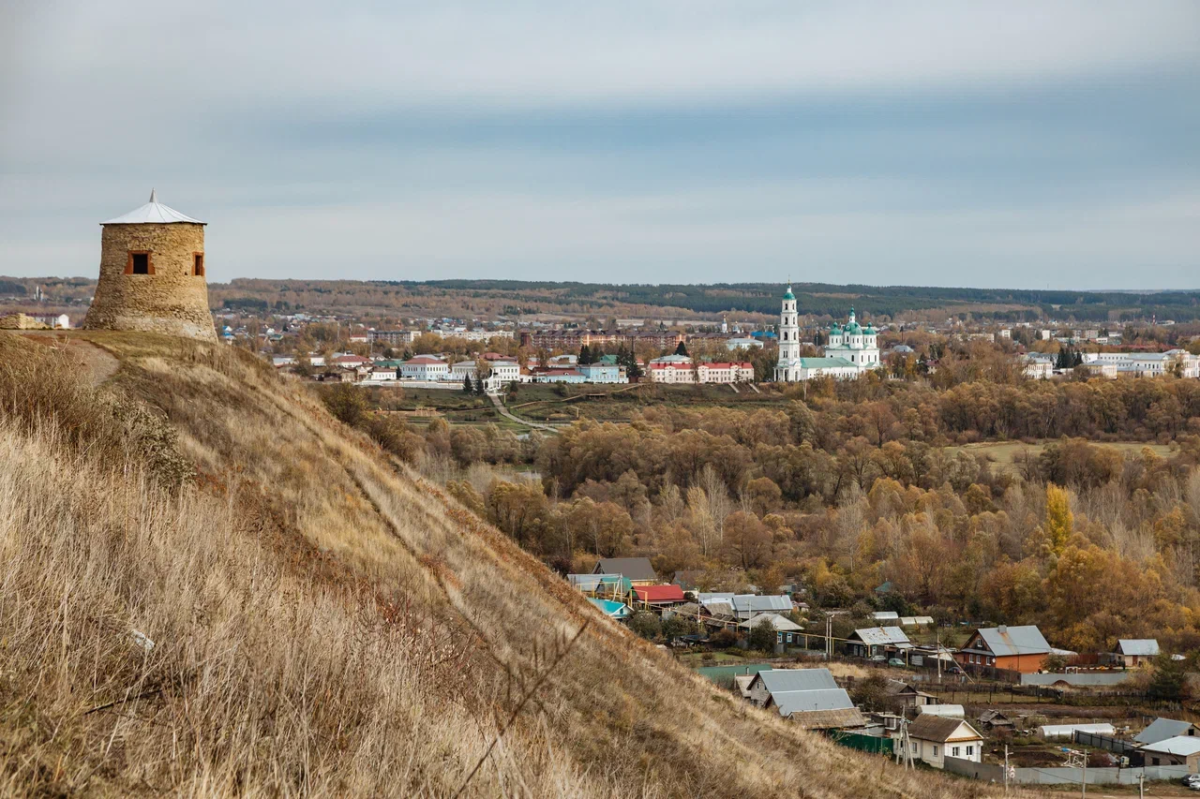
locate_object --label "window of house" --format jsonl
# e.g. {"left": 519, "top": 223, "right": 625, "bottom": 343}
{"left": 194, "top": 253, "right": 205, "bottom": 276}
{"left": 932, "top": 746, "right": 939, "bottom": 757}
{"left": 951, "top": 747, "right": 960, "bottom": 757}
{"left": 127, "top": 251, "right": 152, "bottom": 275}
{"left": 967, "top": 746, "right": 974, "bottom": 756}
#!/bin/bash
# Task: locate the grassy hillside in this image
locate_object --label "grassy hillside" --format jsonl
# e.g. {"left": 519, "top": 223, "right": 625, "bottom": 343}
{"left": 0, "top": 331, "right": 1004, "bottom": 797}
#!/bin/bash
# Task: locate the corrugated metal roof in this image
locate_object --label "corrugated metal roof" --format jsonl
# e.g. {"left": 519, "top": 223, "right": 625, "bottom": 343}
{"left": 1141, "top": 735, "right": 1200, "bottom": 756}
{"left": 697, "top": 592, "right": 735, "bottom": 603}
{"left": 587, "top": 598, "right": 631, "bottom": 618}
{"left": 916, "top": 704, "right": 964, "bottom": 718}
{"left": 973, "top": 625, "right": 1050, "bottom": 657}
{"left": 772, "top": 688, "right": 855, "bottom": 715}
{"left": 756, "top": 669, "right": 838, "bottom": 694}
{"left": 737, "top": 613, "right": 802, "bottom": 632}
{"left": 632, "top": 585, "right": 685, "bottom": 603}
{"left": 852, "top": 627, "right": 911, "bottom": 646}
{"left": 594, "top": 557, "right": 657, "bottom": 582}
{"left": 733, "top": 595, "right": 793, "bottom": 614}
{"left": 1135, "top": 718, "right": 1196, "bottom": 745}
{"left": 1117, "top": 639, "right": 1160, "bottom": 656}
{"left": 872, "top": 611, "right": 899, "bottom": 620}
{"left": 102, "top": 190, "right": 204, "bottom": 225}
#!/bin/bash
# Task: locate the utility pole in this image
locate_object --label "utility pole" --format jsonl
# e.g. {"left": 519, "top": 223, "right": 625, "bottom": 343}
{"left": 1004, "top": 745, "right": 1009, "bottom": 794}
{"left": 936, "top": 624, "right": 942, "bottom": 683}
{"left": 1138, "top": 771, "right": 1143, "bottom": 798}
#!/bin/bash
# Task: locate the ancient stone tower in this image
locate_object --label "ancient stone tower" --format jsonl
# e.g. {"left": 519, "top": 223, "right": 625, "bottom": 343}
{"left": 83, "top": 190, "right": 216, "bottom": 341}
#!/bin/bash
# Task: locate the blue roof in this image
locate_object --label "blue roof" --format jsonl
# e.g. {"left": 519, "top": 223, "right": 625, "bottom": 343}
{"left": 588, "top": 598, "right": 632, "bottom": 618}
{"left": 783, "top": 285, "right": 795, "bottom": 300}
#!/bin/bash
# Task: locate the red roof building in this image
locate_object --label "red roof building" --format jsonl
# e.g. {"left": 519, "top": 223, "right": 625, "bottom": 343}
{"left": 633, "top": 585, "right": 686, "bottom": 605}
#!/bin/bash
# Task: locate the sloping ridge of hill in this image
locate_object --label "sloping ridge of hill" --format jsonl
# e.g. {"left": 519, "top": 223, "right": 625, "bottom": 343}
{"left": 0, "top": 331, "right": 997, "bottom": 798}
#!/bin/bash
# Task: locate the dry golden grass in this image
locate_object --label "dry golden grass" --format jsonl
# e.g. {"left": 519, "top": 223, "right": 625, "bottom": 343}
{"left": 0, "top": 331, "right": 1019, "bottom": 797}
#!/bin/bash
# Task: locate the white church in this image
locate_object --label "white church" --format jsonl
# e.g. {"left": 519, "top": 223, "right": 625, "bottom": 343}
{"left": 774, "top": 285, "right": 880, "bottom": 382}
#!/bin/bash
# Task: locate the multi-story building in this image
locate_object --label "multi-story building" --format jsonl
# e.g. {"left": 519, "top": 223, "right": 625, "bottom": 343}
{"left": 401, "top": 355, "right": 450, "bottom": 381}
{"left": 369, "top": 329, "right": 418, "bottom": 345}
{"left": 696, "top": 362, "right": 754, "bottom": 384}
{"left": 1083, "top": 351, "right": 1199, "bottom": 378}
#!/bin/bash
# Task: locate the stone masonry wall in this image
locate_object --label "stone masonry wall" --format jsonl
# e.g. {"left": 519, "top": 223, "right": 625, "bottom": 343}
{"left": 83, "top": 223, "right": 216, "bottom": 341}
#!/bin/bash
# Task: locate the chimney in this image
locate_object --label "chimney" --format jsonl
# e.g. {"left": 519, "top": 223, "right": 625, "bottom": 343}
{"left": 997, "top": 625, "right": 1007, "bottom": 634}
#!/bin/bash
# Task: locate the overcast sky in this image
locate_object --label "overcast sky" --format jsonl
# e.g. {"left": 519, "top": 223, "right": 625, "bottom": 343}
{"left": 2, "top": 1, "right": 1198, "bottom": 288}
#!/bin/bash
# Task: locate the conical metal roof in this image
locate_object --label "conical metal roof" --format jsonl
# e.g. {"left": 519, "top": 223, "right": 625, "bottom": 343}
{"left": 101, "top": 190, "right": 205, "bottom": 225}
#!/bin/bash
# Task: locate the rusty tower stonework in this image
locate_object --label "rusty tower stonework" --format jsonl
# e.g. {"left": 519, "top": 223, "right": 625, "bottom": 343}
{"left": 83, "top": 190, "right": 216, "bottom": 341}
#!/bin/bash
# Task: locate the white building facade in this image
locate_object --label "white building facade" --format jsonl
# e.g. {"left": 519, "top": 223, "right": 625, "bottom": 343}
{"left": 774, "top": 285, "right": 879, "bottom": 382}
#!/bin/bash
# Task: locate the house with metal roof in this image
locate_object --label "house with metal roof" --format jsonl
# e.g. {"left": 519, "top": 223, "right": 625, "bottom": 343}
{"left": 871, "top": 611, "right": 899, "bottom": 622}
{"left": 730, "top": 594, "right": 793, "bottom": 621}
{"left": 897, "top": 716, "right": 983, "bottom": 769}
{"left": 747, "top": 667, "right": 838, "bottom": 705}
{"left": 736, "top": 613, "right": 801, "bottom": 632}
{"left": 567, "top": 573, "right": 632, "bottom": 598}
{"left": 1140, "top": 736, "right": 1200, "bottom": 770}
{"left": 587, "top": 598, "right": 632, "bottom": 620}
{"left": 954, "top": 625, "right": 1050, "bottom": 674}
{"left": 771, "top": 689, "right": 865, "bottom": 729}
{"left": 846, "top": 627, "right": 911, "bottom": 659}
{"left": 593, "top": 557, "right": 657, "bottom": 585}
{"left": 1116, "top": 639, "right": 1160, "bottom": 667}
{"left": 1135, "top": 717, "right": 1200, "bottom": 746}
{"left": 744, "top": 668, "right": 865, "bottom": 729}
{"left": 631, "top": 584, "right": 685, "bottom": 607}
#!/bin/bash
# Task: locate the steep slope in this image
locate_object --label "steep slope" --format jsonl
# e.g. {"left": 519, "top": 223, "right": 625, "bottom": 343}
{"left": 0, "top": 331, "right": 1003, "bottom": 798}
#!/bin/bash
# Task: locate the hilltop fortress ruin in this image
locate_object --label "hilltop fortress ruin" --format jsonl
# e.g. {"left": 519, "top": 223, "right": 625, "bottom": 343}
{"left": 83, "top": 191, "right": 216, "bottom": 341}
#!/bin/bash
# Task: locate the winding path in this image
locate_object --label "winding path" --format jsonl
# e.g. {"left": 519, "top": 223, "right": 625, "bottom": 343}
{"left": 488, "top": 393, "right": 562, "bottom": 434}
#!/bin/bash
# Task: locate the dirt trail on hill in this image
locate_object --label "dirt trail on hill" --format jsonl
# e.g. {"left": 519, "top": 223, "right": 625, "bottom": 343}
{"left": 14, "top": 331, "right": 120, "bottom": 386}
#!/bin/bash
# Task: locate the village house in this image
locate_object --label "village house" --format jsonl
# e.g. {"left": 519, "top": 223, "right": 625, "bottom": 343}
{"left": 747, "top": 667, "right": 837, "bottom": 707}
{"left": 1115, "top": 639, "right": 1159, "bottom": 667}
{"left": 896, "top": 716, "right": 984, "bottom": 769}
{"left": 1135, "top": 718, "right": 1200, "bottom": 746}
{"left": 746, "top": 668, "right": 866, "bottom": 730}
{"left": 888, "top": 682, "right": 937, "bottom": 710}
{"left": 954, "top": 625, "right": 1051, "bottom": 674}
{"left": 738, "top": 613, "right": 803, "bottom": 648}
{"left": 1139, "top": 737, "right": 1200, "bottom": 770}
{"left": 977, "top": 710, "right": 1017, "bottom": 731}
{"left": 593, "top": 557, "right": 657, "bottom": 586}
{"left": 631, "top": 584, "right": 686, "bottom": 609}
{"left": 846, "top": 627, "right": 911, "bottom": 660}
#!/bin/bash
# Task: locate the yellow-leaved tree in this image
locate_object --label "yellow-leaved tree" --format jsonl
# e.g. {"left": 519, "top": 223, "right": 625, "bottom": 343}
{"left": 1045, "top": 483, "right": 1074, "bottom": 554}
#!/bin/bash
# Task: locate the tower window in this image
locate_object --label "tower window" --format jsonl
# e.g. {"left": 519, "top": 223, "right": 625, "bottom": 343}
{"left": 194, "top": 253, "right": 205, "bottom": 277}
{"left": 126, "top": 251, "right": 153, "bottom": 275}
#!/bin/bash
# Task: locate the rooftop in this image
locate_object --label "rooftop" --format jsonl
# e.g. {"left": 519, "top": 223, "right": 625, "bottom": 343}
{"left": 1139, "top": 735, "right": 1200, "bottom": 757}
{"left": 102, "top": 189, "right": 205, "bottom": 225}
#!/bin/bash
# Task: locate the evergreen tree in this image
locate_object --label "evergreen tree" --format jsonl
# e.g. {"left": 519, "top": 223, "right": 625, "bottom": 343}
{"left": 674, "top": 340, "right": 688, "bottom": 357}
{"left": 1148, "top": 653, "right": 1191, "bottom": 701}
{"left": 463, "top": 374, "right": 474, "bottom": 393}
{"left": 579, "top": 344, "right": 593, "bottom": 365}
